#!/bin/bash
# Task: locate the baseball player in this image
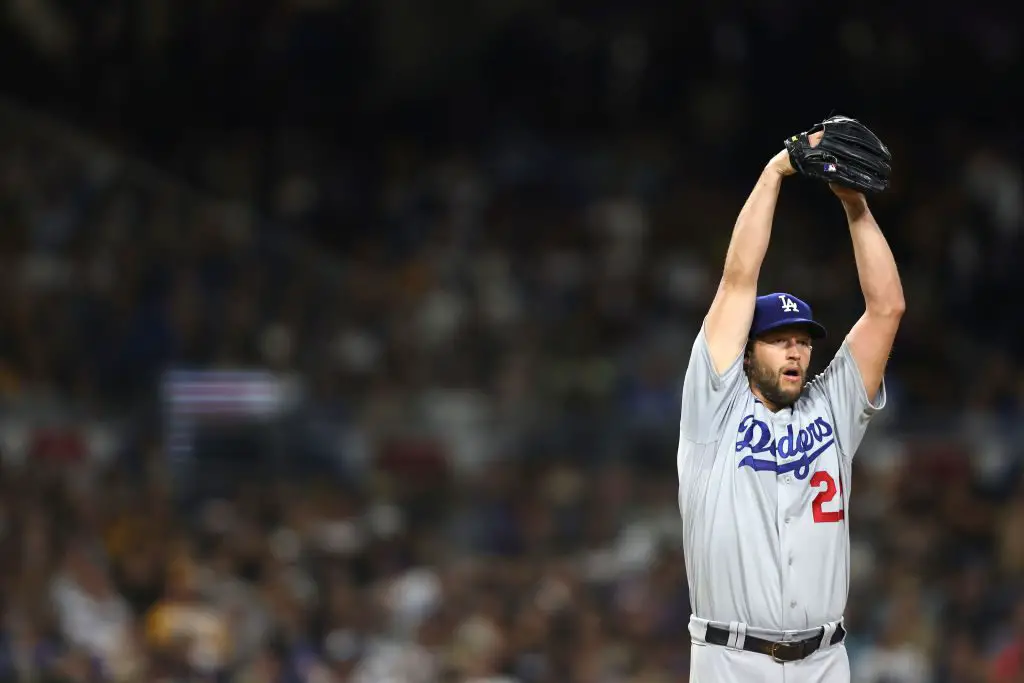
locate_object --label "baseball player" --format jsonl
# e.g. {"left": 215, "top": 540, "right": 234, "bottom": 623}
{"left": 678, "top": 131, "right": 904, "bottom": 682}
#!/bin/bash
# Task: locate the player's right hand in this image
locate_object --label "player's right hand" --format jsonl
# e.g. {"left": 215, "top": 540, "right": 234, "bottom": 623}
{"left": 767, "top": 131, "right": 823, "bottom": 177}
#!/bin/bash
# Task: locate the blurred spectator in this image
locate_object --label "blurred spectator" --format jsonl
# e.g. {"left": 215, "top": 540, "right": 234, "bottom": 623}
{"left": 990, "top": 600, "right": 1024, "bottom": 683}
{"left": 50, "top": 541, "right": 139, "bottom": 680}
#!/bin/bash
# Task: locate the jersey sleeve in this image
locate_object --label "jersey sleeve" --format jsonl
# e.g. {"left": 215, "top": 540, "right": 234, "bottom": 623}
{"left": 808, "top": 339, "right": 887, "bottom": 460}
{"left": 679, "top": 323, "right": 746, "bottom": 444}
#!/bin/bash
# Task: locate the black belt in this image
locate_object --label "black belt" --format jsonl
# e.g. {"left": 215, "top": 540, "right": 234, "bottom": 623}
{"left": 704, "top": 623, "right": 846, "bottom": 663}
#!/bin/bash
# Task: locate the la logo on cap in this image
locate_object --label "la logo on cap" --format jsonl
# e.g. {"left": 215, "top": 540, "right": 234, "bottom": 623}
{"left": 778, "top": 295, "right": 800, "bottom": 313}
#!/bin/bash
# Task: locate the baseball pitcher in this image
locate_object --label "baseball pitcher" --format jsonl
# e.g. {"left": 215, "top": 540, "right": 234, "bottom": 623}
{"left": 678, "top": 118, "right": 901, "bottom": 683}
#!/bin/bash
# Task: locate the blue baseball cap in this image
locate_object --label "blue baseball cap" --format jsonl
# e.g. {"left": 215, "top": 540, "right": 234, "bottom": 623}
{"left": 749, "top": 292, "right": 827, "bottom": 339}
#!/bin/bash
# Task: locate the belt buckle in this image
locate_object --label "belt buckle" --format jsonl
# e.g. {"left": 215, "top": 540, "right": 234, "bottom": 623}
{"left": 770, "top": 641, "right": 797, "bottom": 663}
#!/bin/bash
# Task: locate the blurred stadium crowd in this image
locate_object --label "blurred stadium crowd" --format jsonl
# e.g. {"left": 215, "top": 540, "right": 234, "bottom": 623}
{"left": 0, "top": 1, "right": 1023, "bottom": 682}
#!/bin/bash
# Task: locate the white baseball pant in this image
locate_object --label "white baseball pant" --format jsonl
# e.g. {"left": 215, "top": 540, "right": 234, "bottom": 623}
{"left": 688, "top": 618, "right": 850, "bottom": 683}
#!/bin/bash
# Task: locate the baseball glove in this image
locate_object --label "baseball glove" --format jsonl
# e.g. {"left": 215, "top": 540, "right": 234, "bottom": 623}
{"left": 784, "top": 116, "right": 892, "bottom": 194}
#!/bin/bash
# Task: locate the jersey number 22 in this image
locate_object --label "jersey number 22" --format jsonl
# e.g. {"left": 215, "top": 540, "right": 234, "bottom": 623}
{"left": 811, "top": 471, "right": 845, "bottom": 523}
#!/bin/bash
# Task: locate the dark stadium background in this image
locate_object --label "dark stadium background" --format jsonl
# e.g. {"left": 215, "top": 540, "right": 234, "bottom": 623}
{"left": 0, "top": 1, "right": 1020, "bottom": 682}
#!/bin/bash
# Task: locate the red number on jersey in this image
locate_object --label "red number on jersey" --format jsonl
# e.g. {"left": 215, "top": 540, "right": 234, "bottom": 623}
{"left": 811, "top": 471, "right": 845, "bottom": 523}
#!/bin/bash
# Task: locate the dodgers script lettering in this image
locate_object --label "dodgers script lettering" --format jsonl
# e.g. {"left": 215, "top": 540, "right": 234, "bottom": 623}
{"left": 735, "top": 414, "right": 835, "bottom": 480}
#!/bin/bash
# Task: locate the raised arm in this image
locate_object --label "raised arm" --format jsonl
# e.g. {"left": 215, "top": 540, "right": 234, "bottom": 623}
{"left": 703, "top": 135, "right": 821, "bottom": 373}
{"left": 833, "top": 186, "right": 905, "bottom": 399}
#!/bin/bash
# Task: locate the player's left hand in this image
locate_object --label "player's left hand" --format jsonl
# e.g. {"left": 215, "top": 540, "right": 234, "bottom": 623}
{"left": 768, "top": 131, "right": 824, "bottom": 177}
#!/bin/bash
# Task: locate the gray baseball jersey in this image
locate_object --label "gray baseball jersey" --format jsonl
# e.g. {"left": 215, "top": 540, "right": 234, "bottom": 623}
{"left": 677, "top": 324, "right": 886, "bottom": 632}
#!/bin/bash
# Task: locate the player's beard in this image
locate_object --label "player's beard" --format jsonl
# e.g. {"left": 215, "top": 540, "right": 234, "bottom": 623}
{"left": 748, "top": 359, "right": 804, "bottom": 409}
